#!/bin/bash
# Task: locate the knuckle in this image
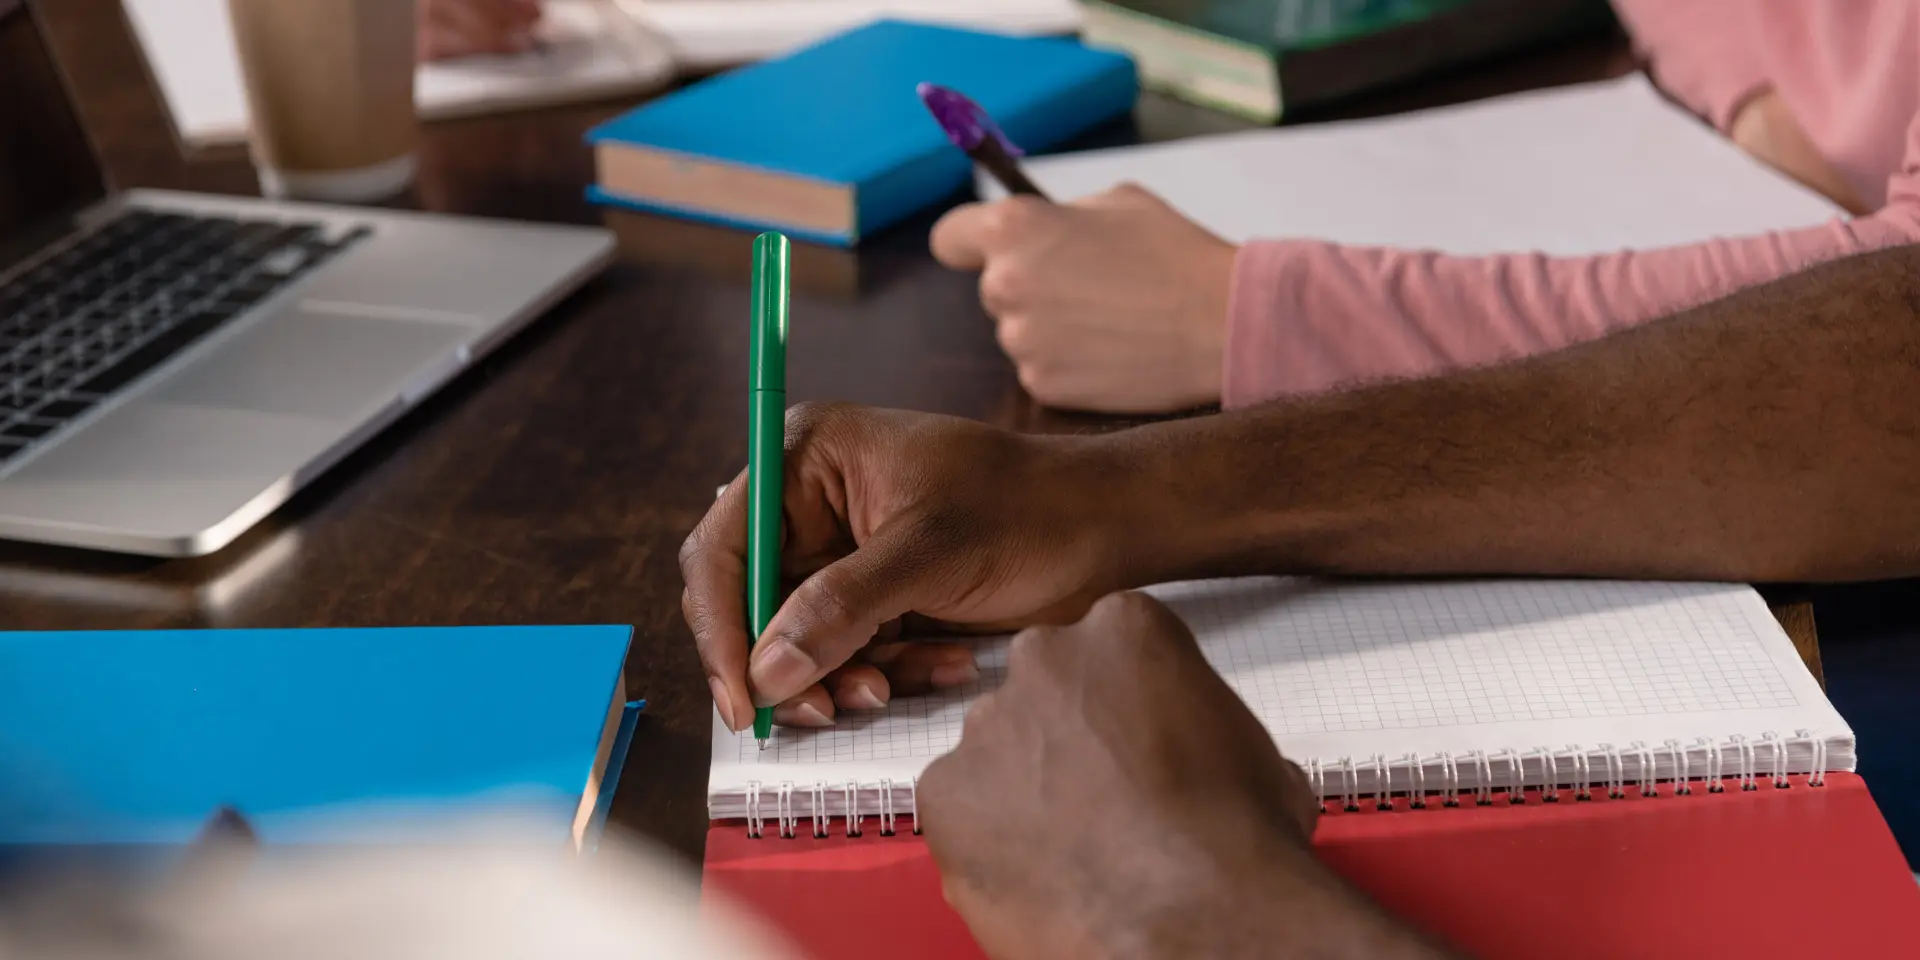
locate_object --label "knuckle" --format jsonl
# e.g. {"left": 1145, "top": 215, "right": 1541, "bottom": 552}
{"left": 988, "top": 196, "right": 1048, "bottom": 235}
{"left": 994, "top": 316, "right": 1030, "bottom": 355}
{"left": 1087, "top": 590, "right": 1193, "bottom": 649}
{"left": 676, "top": 527, "right": 703, "bottom": 574}
{"left": 977, "top": 263, "right": 1030, "bottom": 315}
{"left": 961, "top": 689, "right": 1002, "bottom": 730}
{"left": 1013, "top": 363, "right": 1054, "bottom": 401}
{"left": 791, "top": 567, "right": 860, "bottom": 632}
{"left": 1091, "top": 589, "right": 1153, "bottom": 619}
{"left": 1007, "top": 626, "right": 1056, "bottom": 671}
{"left": 785, "top": 399, "right": 846, "bottom": 440}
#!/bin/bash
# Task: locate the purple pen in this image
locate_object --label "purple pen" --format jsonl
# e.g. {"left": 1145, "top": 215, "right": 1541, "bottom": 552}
{"left": 916, "top": 82, "right": 1050, "bottom": 200}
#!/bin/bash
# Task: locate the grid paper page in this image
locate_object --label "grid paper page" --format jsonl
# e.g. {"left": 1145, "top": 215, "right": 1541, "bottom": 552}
{"left": 708, "top": 578, "right": 1850, "bottom": 812}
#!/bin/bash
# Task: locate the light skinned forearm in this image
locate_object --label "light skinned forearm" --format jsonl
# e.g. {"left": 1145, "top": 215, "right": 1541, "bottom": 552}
{"left": 1119, "top": 243, "right": 1920, "bottom": 585}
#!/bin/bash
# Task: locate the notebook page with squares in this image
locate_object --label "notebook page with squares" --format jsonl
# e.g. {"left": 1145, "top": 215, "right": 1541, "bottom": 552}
{"left": 708, "top": 577, "right": 1852, "bottom": 821}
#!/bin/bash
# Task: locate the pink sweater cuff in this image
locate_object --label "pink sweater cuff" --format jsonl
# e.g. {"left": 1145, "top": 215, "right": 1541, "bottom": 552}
{"left": 1222, "top": 240, "right": 1362, "bottom": 409}
{"left": 1612, "top": 0, "right": 1770, "bottom": 130}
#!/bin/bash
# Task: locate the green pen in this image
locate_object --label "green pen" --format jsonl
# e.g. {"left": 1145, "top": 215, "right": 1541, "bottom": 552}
{"left": 745, "top": 231, "right": 789, "bottom": 749}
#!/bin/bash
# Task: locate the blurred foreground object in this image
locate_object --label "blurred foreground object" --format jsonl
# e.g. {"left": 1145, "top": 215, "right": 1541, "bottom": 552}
{"left": 1079, "top": 0, "right": 1615, "bottom": 122}
{"left": 0, "top": 818, "right": 797, "bottom": 960}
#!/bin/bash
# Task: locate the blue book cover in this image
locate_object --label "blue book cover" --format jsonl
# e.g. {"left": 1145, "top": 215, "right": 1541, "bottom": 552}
{"left": 586, "top": 19, "right": 1138, "bottom": 246}
{"left": 0, "top": 626, "right": 637, "bottom": 851}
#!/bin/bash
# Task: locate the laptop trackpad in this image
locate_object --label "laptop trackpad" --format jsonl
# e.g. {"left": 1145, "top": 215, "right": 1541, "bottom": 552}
{"left": 153, "top": 309, "right": 472, "bottom": 421}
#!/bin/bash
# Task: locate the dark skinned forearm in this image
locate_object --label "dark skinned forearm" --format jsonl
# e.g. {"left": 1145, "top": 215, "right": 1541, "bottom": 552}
{"left": 1115, "top": 243, "right": 1920, "bottom": 584}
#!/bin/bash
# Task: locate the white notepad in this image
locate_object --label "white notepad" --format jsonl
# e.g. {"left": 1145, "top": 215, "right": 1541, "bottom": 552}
{"left": 123, "top": 0, "right": 674, "bottom": 148}
{"left": 982, "top": 74, "right": 1846, "bottom": 252}
{"left": 708, "top": 578, "right": 1853, "bottom": 820}
{"left": 617, "top": 0, "right": 1081, "bottom": 69}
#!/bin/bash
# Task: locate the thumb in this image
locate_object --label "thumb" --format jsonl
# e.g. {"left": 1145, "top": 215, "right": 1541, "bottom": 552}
{"left": 747, "top": 521, "right": 953, "bottom": 706}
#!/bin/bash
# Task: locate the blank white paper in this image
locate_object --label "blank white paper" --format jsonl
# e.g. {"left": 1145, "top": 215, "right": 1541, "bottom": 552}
{"left": 984, "top": 74, "right": 1846, "bottom": 254}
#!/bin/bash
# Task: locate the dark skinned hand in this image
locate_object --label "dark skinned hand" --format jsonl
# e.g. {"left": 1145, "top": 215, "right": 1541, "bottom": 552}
{"left": 918, "top": 592, "right": 1457, "bottom": 960}
{"left": 681, "top": 403, "right": 1132, "bottom": 731}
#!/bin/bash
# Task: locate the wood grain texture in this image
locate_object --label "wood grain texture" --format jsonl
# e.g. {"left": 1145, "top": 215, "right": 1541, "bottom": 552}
{"left": 4, "top": 3, "right": 1795, "bottom": 870}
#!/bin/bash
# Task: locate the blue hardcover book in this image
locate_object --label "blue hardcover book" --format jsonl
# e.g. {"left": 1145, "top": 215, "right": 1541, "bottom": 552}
{"left": 0, "top": 626, "right": 640, "bottom": 856}
{"left": 585, "top": 19, "right": 1138, "bottom": 246}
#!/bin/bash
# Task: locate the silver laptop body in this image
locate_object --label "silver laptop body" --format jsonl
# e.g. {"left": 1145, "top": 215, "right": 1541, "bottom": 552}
{"left": 0, "top": 1, "right": 613, "bottom": 557}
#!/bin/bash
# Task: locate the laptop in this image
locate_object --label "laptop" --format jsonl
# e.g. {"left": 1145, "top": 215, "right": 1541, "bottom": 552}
{"left": 0, "top": 1, "right": 613, "bottom": 557}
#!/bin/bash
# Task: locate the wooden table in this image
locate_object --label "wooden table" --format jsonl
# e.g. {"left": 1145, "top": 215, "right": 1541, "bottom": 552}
{"left": 12, "top": 3, "right": 1817, "bottom": 864}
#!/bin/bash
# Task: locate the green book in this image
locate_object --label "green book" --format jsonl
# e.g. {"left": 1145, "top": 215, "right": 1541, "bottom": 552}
{"left": 1079, "top": 0, "right": 1615, "bottom": 122}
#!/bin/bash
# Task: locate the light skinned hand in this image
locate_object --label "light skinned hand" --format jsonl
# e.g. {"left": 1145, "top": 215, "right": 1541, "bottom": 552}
{"left": 417, "top": 0, "right": 544, "bottom": 62}
{"left": 929, "top": 182, "right": 1239, "bottom": 414}
{"left": 919, "top": 591, "right": 1455, "bottom": 960}
{"left": 1728, "top": 89, "right": 1867, "bottom": 214}
{"left": 680, "top": 403, "right": 1132, "bottom": 731}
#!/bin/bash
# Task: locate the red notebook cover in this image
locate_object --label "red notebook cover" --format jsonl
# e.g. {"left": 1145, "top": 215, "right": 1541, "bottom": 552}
{"left": 704, "top": 772, "right": 1919, "bottom": 959}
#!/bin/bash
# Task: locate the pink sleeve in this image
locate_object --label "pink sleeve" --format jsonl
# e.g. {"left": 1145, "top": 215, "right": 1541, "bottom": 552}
{"left": 1220, "top": 112, "right": 1920, "bottom": 409}
{"left": 1609, "top": 0, "right": 1771, "bottom": 130}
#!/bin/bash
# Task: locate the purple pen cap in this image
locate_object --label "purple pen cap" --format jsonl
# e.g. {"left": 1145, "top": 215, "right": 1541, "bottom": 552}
{"left": 916, "top": 82, "right": 1025, "bottom": 157}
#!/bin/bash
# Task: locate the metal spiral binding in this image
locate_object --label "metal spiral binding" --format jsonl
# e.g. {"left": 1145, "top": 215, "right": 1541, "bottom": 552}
{"left": 1668, "top": 739, "right": 1691, "bottom": 795}
{"left": 1287, "top": 731, "right": 1831, "bottom": 813}
{"left": 730, "top": 732, "right": 1837, "bottom": 838}
{"left": 776, "top": 782, "right": 798, "bottom": 839}
{"left": 910, "top": 776, "right": 922, "bottom": 835}
{"left": 1798, "top": 728, "right": 1829, "bottom": 786}
{"left": 878, "top": 779, "right": 897, "bottom": 836}
{"left": 1471, "top": 751, "right": 1494, "bottom": 806}
{"left": 1599, "top": 743, "right": 1624, "bottom": 800}
{"left": 745, "top": 780, "right": 764, "bottom": 839}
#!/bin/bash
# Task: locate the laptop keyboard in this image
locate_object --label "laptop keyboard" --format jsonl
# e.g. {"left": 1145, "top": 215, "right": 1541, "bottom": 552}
{"left": 0, "top": 208, "right": 370, "bottom": 466}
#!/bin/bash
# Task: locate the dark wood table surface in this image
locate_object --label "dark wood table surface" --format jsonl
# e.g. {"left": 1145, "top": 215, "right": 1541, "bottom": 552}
{"left": 11, "top": 3, "right": 1817, "bottom": 865}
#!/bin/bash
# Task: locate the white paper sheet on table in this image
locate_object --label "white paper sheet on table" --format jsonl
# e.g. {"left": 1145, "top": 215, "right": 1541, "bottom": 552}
{"left": 616, "top": 0, "right": 1081, "bottom": 69}
{"left": 984, "top": 74, "right": 1847, "bottom": 254}
{"left": 122, "top": 0, "right": 674, "bottom": 148}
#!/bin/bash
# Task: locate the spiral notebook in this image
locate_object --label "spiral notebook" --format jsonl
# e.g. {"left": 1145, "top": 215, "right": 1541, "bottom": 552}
{"left": 703, "top": 578, "right": 1920, "bottom": 958}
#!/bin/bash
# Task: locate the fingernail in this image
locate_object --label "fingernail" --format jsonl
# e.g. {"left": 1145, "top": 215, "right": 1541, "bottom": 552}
{"left": 792, "top": 702, "right": 835, "bottom": 727}
{"left": 749, "top": 642, "right": 816, "bottom": 707}
{"left": 930, "top": 661, "right": 980, "bottom": 687}
{"left": 708, "top": 677, "right": 738, "bottom": 731}
{"left": 848, "top": 681, "right": 887, "bottom": 710}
